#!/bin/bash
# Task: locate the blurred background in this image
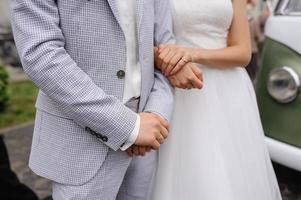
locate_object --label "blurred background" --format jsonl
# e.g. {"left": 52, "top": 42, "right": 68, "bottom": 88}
{"left": 0, "top": 0, "right": 301, "bottom": 199}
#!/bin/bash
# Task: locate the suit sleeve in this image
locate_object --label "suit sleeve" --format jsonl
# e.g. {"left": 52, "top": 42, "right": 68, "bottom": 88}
{"left": 9, "top": 0, "right": 137, "bottom": 151}
{"left": 143, "top": 0, "right": 175, "bottom": 122}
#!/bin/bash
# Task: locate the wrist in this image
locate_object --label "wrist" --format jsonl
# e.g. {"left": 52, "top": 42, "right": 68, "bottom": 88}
{"left": 190, "top": 48, "right": 198, "bottom": 63}
{"left": 120, "top": 114, "right": 140, "bottom": 151}
{"left": 193, "top": 48, "right": 206, "bottom": 64}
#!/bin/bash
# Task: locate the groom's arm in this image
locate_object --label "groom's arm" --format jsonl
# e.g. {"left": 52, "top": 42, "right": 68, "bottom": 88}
{"left": 143, "top": 0, "right": 175, "bottom": 122}
{"left": 9, "top": 0, "right": 137, "bottom": 151}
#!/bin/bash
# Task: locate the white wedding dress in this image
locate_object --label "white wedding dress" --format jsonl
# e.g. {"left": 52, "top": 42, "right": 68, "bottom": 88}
{"left": 152, "top": 0, "right": 282, "bottom": 199}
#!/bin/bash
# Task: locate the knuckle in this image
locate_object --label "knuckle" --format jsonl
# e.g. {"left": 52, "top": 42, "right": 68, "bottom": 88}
{"left": 163, "top": 58, "right": 169, "bottom": 63}
{"left": 159, "top": 55, "right": 165, "bottom": 60}
{"left": 170, "top": 61, "right": 176, "bottom": 66}
{"left": 169, "top": 77, "right": 176, "bottom": 82}
{"left": 182, "top": 80, "right": 189, "bottom": 85}
{"left": 154, "top": 120, "right": 160, "bottom": 127}
{"left": 188, "top": 76, "right": 195, "bottom": 81}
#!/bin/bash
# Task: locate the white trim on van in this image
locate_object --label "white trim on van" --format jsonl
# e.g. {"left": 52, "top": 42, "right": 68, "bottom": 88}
{"left": 265, "top": 137, "right": 301, "bottom": 172}
{"left": 265, "top": 16, "right": 301, "bottom": 55}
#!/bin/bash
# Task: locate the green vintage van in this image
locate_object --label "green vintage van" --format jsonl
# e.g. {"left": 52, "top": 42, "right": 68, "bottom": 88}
{"left": 256, "top": 0, "right": 301, "bottom": 171}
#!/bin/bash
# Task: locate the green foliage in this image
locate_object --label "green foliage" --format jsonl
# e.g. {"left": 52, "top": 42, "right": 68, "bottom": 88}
{"left": 0, "top": 80, "right": 38, "bottom": 128}
{"left": 0, "top": 65, "right": 10, "bottom": 111}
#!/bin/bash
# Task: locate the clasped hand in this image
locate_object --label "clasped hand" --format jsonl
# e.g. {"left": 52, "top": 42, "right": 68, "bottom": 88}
{"left": 155, "top": 44, "right": 204, "bottom": 89}
{"left": 127, "top": 112, "right": 169, "bottom": 157}
{"left": 127, "top": 45, "right": 204, "bottom": 157}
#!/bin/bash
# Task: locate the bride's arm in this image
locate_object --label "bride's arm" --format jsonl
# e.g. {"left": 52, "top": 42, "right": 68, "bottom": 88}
{"left": 192, "top": 0, "right": 251, "bottom": 68}
{"left": 157, "top": 0, "right": 251, "bottom": 76}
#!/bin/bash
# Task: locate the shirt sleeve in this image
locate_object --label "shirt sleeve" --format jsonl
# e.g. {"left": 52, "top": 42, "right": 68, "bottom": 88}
{"left": 120, "top": 115, "right": 140, "bottom": 151}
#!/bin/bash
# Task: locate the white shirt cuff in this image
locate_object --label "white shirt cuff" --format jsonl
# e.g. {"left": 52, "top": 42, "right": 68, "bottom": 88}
{"left": 120, "top": 114, "right": 140, "bottom": 151}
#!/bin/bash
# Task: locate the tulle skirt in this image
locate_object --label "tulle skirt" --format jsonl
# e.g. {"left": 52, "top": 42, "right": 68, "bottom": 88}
{"left": 152, "top": 66, "right": 282, "bottom": 200}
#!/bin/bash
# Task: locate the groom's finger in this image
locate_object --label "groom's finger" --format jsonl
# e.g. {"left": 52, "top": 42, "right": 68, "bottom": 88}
{"left": 156, "top": 135, "right": 165, "bottom": 144}
{"left": 138, "top": 147, "right": 147, "bottom": 156}
{"left": 151, "top": 140, "right": 161, "bottom": 150}
{"left": 132, "top": 146, "right": 140, "bottom": 156}
{"left": 126, "top": 148, "right": 133, "bottom": 157}
{"left": 146, "top": 147, "right": 152, "bottom": 152}
{"left": 160, "top": 126, "right": 169, "bottom": 139}
{"left": 154, "top": 114, "right": 169, "bottom": 130}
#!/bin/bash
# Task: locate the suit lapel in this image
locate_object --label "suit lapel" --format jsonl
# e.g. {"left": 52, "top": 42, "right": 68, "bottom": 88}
{"left": 107, "top": 0, "right": 144, "bottom": 34}
{"left": 107, "top": 0, "right": 122, "bottom": 26}
{"left": 136, "top": 0, "right": 144, "bottom": 35}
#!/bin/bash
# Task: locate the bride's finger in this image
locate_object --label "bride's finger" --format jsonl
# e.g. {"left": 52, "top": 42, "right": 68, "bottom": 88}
{"left": 158, "top": 44, "right": 169, "bottom": 53}
{"left": 185, "top": 82, "right": 193, "bottom": 89}
{"left": 190, "top": 77, "right": 203, "bottom": 89}
{"left": 154, "top": 47, "right": 159, "bottom": 58}
{"left": 172, "top": 57, "right": 189, "bottom": 76}
{"left": 154, "top": 48, "right": 161, "bottom": 69}
{"left": 165, "top": 52, "right": 184, "bottom": 76}
{"left": 158, "top": 48, "right": 171, "bottom": 72}
{"left": 180, "top": 78, "right": 193, "bottom": 89}
{"left": 161, "top": 50, "right": 177, "bottom": 74}
{"left": 191, "top": 65, "right": 203, "bottom": 82}
{"left": 169, "top": 76, "right": 180, "bottom": 88}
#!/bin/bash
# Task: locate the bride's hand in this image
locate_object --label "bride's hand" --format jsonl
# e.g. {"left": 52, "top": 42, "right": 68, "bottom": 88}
{"left": 155, "top": 44, "right": 196, "bottom": 76}
{"left": 168, "top": 63, "right": 203, "bottom": 89}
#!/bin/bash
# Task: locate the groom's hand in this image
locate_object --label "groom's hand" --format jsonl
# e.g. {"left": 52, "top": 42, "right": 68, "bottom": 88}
{"left": 134, "top": 113, "right": 170, "bottom": 150}
{"left": 126, "top": 145, "right": 152, "bottom": 157}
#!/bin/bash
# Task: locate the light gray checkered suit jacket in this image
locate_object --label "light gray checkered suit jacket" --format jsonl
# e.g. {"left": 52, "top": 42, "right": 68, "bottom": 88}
{"left": 10, "top": 0, "right": 174, "bottom": 185}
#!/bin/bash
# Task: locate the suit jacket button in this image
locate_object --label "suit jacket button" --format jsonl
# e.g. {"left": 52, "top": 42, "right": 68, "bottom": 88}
{"left": 86, "top": 127, "right": 95, "bottom": 135}
{"left": 117, "top": 70, "right": 125, "bottom": 79}
{"left": 102, "top": 136, "right": 108, "bottom": 142}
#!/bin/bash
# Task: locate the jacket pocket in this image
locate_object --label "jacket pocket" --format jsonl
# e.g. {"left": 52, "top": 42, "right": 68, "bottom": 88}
{"left": 30, "top": 108, "right": 109, "bottom": 185}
